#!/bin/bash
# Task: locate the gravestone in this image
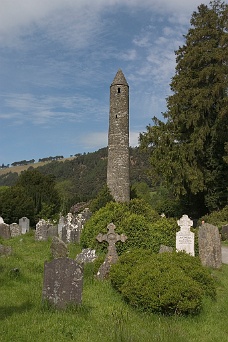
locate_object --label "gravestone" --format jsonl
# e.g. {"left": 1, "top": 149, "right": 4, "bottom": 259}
{"left": 96, "top": 223, "right": 127, "bottom": 279}
{"left": 0, "top": 244, "right": 12, "bottom": 256}
{"left": 10, "top": 223, "right": 21, "bottom": 237}
{"left": 58, "top": 216, "right": 65, "bottom": 238}
{"left": 198, "top": 223, "right": 222, "bottom": 268}
{"left": 75, "top": 248, "right": 97, "bottom": 264}
{"left": 47, "top": 225, "right": 58, "bottom": 238}
{"left": 0, "top": 216, "right": 4, "bottom": 224}
{"left": 0, "top": 223, "right": 11, "bottom": 240}
{"left": 221, "top": 225, "right": 228, "bottom": 241}
{"left": 61, "top": 213, "right": 81, "bottom": 244}
{"left": 50, "top": 237, "right": 68, "bottom": 259}
{"left": 19, "top": 217, "right": 30, "bottom": 234}
{"left": 35, "top": 219, "right": 49, "bottom": 241}
{"left": 176, "top": 215, "right": 195, "bottom": 256}
{"left": 159, "top": 245, "right": 173, "bottom": 253}
{"left": 42, "top": 258, "right": 83, "bottom": 309}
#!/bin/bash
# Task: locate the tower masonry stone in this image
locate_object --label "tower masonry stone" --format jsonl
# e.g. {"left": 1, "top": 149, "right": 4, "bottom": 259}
{"left": 107, "top": 69, "right": 130, "bottom": 202}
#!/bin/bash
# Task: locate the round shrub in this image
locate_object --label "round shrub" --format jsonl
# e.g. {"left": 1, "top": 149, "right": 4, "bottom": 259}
{"left": 110, "top": 251, "right": 216, "bottom": 315}
{"left": 80, "top": 199, "right": 160, "bottom": 254}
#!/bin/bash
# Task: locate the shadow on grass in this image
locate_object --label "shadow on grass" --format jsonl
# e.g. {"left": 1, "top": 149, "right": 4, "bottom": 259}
{"left": 0, "top": 301, "right": 33, "bottom": 320}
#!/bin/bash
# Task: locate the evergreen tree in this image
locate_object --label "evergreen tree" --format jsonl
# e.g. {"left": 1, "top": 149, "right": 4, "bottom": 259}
{"left": 140, "top": 1, "right": 228, "bottom": 215}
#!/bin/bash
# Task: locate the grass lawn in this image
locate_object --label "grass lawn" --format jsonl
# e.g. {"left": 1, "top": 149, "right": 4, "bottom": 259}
{"left": 1, "top": 232, "right": 228, "bottom": 342}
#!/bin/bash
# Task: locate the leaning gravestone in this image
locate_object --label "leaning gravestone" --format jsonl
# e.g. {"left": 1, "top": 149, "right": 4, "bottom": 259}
{"left": 50, "top": 237, "right": 68, "bottom": 259}
{"left": 10, "top": 223, "right": 21, "bottom": 237}
{"left": 176, "top": 215, "right": 195, "bottom": 256}
{"left": 96, "top": 223, "right": 127, "bottom": 280}
{"left": 0, "top": 223, "right": 11, "bottom": 240}
{"left": 198, "top": 223, "right": 222, "bottom": 269}
{"left": 19, "top": 217, "right": 30, "bottom": 234}
{"left": 42, "top": 258, "right": 83, "bottom": 309}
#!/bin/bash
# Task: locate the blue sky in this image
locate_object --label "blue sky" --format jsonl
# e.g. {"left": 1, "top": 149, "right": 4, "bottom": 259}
{"left": 0, "top": 0, "right": 211, "bottom": 166}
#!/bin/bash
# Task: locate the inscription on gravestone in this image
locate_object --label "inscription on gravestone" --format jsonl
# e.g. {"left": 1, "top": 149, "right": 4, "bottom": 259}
{"left": 176, "top": 215, "right": 195, "bottom": 256}
{"left": 42, "top": 258, "right": 83, "bottom": 309}
{"left": 96, "top": 222, "right": 127, "bottom": 279}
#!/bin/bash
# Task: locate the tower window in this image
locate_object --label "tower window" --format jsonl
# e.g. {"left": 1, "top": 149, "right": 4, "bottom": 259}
{"left": 116, "top": 115, "right": 118, "bottom": 119}
{"left": 118, "top": 87, "right": 121, "bottom": 93}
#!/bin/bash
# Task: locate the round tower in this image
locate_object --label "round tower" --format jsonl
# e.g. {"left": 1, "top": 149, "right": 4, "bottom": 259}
{"left": 107, "top": 69, "right": 130, "bottom": 202}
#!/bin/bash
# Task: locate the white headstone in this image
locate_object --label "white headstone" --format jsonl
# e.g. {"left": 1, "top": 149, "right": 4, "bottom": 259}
{"left": 19, "top": 217, "right": 30, "bottom": 234}
{"left": 0, "top": 216, "right": 4, "bottom": 224}
{"left": 176, "top": 214, "right": 195, "bottom": 256}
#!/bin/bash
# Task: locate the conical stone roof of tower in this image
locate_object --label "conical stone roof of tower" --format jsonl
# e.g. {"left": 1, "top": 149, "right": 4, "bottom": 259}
{"left": 111, "top": 69, "right": 128, "bottom": 86}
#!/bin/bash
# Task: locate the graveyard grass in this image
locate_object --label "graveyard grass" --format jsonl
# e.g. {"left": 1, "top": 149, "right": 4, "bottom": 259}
{"left": 1, "top": 232, "right": 228, "bottom": 342}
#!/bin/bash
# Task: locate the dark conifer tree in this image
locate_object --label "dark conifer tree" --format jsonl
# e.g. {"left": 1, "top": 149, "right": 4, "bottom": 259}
{"left": 140, "top": 1, "right": 228, "bottom": 215}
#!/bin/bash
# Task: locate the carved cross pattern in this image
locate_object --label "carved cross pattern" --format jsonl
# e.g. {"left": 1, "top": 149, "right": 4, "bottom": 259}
{"left": 177, "top": 214, "right": 193, "bottom": 232}
{"left": 96, "top": 222, "right": 127, "bottom": 263}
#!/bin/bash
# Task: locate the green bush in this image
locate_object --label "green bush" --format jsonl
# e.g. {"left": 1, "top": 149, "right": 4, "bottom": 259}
{"left": 110, "top": 251, "right": 216, "bottom": 315}
{"left": 80, "top": 199, "right": 161, "bottom": 254}
{"left": 200, "top": 205, "right": 228, "bottom": 229}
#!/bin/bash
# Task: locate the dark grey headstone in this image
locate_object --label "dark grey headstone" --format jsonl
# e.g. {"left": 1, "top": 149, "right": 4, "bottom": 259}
{"left": 198, "top": 223, "right": 222, "bottom": 269}
{"left": 221, "top": 225, "right": 228, "bottom": 241}
{"left": 42, "top": 258, "right": 83, "bottom": 309}
{"left": 50, "top": 237, "right": 68, "bottom": 259}
{"left": 47, "top": 225, "right": 58, "bottom": 238}
{"left": 0, "top": 223, "right": 11, "bottom": 239}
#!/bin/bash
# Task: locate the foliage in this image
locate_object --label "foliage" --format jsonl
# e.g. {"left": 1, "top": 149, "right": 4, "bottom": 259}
{"left": 0, "top": 169, "right": 61, "bottom": 226}
{"left": 200, "top": 205, "right": 228, "bottom": 229}
{"left": 1, "top": 233, "right": 228, "bottom": 341}
{"left": 81, "top": 199, "right": 178, "bottom": 255}
{"left": 0, "top": 185, "right": 35, "bottom": 224}
{"left": 130, "top": 181, "right": 152, "bottom": 204}
{"left": 110, "top": 250, "right": 216, "bottom": 315}
{"left": 89, "top": 184, "right": 114, "bottom": 213}
{"left": 140, "top": 0, "right": 228, "bottom": 216}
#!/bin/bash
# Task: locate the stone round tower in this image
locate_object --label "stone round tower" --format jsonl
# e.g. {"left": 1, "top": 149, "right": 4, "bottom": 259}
{"left": 107, "top": 69, "right": 130, "bottom": 202}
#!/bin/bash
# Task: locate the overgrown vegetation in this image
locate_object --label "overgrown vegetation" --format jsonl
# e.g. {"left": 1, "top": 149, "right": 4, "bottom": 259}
{"left": 110, "top": 250, "right": 216, "bottom": 315}
{"left": 1, "top": 232, "right": 228, "bottom": 342}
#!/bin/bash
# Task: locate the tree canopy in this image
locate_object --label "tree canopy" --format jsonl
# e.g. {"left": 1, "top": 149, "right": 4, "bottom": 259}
{"left": 140, "top": 0, "right": 228, "bottom": 216}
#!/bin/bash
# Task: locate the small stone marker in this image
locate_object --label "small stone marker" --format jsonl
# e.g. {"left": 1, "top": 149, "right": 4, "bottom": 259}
{"left": 159, "top": 245, "right": 173, "bottom": 253}
{"left": 75, "top": 248, "right": 97, "bottom": 264}
{"left": 10, "top": 223, "right": 21, "bottom": 237}
{"left": 0, "top": 244, "right": 12, "bottom": 256}
{"left": 198, "top": 223, "right": 222, "bottom": 269}
{"left": 96, "top": 222, "right": 127, "bottom": 279}
{"left": 176, "top": 214, "right": 195, "bottom": 256}
{"left": 50, "top": 237, "right": 68, "bottom": 259}
{"left": 0, "top": 223, "right": 11, "bottom": 240}
{"left": 19, "top": 217, "right": 30, "bottom": 234}
{"left": 42, "top": 258, "right": 83, "bottom": 309}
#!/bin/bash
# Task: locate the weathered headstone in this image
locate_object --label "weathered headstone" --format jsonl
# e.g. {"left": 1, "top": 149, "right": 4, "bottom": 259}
{"left": 176, "top": 215, "right": 195, "bottom": 256}
{"left": 0, "top": 244, "right": 12, "bottom": 256}
{"left": 75, "top": 248, "right": 97, "bottom": 264}
{"left": 96, "top": 223, "right": 127, "bottom": 279}
{"left": 35, "top": 219, "right": 49, "bottom": 241}
{"left": 159, "top": 245, "right": 173, "bottom": 253}
{"left": 50, "top": 237, "right": 68, "bottom": 259}
{"left": 221, "top": 225, "right": 228, "bottom": 241}
{"left": 10, "top": 223, "right": 21, "bottom": 237}
{"left": 47, "top": 225, "right": 58, "bottom": 238}
{"left": 198, "top": 223, "right": 222, "bottom": 268}
{"left": 58, "top": 216, "right": 65, "bottom": 238}
{"left": 61, "top": 213, "right": 81, "bottom": 244}
{"left": 0, "top": 223, "right": 11, "bottom": 240}
{"left": 42, "top": 258, "right": 83, "bottom": 309}
{"left": 19, "top": 217, "right": 30, "bottom": 234}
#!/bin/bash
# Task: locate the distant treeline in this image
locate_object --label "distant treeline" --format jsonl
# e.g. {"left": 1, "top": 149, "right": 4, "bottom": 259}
{"left": 0, "top": 156, "right": 66, "bottom": 169}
